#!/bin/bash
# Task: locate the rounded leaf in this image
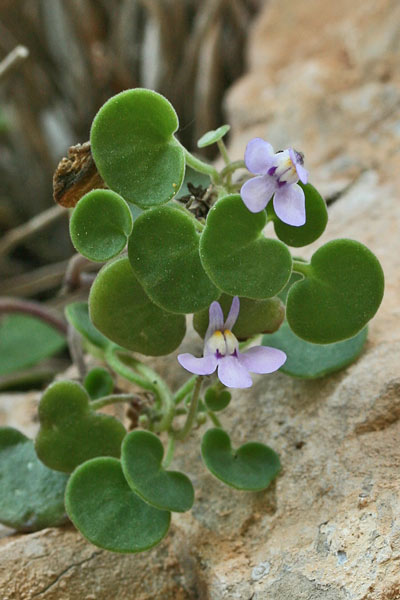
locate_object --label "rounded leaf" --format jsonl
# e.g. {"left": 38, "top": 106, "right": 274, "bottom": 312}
{"left": 262, "top": 321, "right": 368, "bottom": 378}
{"left": 0, "top": 427, "right": 68, "bottom": 531}
{"left": 200, "top": 195, "right": 292, "bottom": 298}
{"left": 84, "top": 367, "right": 114, "bottom": 400}
{"left": 70, "top": 189, "right": 133, "bottom": 262}
{"left": 287, "top": 239, "right": 384, "bottom": 343}
{"left": 65, "top": 301, "right": 110, "bottom": 349}
{"left": 197, "top": 125, "right": 230, "bottom": 148}
{"left": 90, "top": 89, "right": 185, "bottom": 208}
{"left": 193, "top": 293, "right": 284, "bottom": 340}
{"left": 201, "top": 428, "right": 280, "bottom": 491}
{"left": 35, "top": 380, "right": 126, "bottom": 473}
{"left": 128, "top": 205, "right": 219, "bottom": 313}
{"left": 89, "top": 257, "right": 186, "bottom": 355}
{"left": 267, "top": 182, "right": 328, "bottom": 247}
{"left": 121, "top": 431, "right": 194, "bottom": 513}
{"left": 65, "top": 457, "right": 170, "bottom": 553}
{"left": 204, "top": 388, "right": 231, "bottom": 412}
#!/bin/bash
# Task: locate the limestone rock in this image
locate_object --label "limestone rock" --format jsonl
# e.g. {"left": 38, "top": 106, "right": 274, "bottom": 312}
{"left": 1, "top": 0, "right": 400, "bottom": 597}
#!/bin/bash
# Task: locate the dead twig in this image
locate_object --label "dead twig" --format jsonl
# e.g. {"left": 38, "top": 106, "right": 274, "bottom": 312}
{"left": 0, "top": 297, "right": 67, "bottom": 335}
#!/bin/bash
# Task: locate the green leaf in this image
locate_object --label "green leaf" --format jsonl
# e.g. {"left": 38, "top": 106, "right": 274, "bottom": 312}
{"left": 200, "top": 195, "right": 292, "bottom": 298}
{"left": 0, "top": 427, "right": 68, "bottom": 531}
{"left": 65, "top": 457, "right": 170, "bottom": 553}
{"left": 70, "top": 189, "right": 133, "bottom": 262}
{"left": 204, "top": 388, "right": 231, "bottom": 412}
{"left": 128, "top": 205, "right": 219, "bottom": 314}
{"left": 65, "top": 302, "right": 110, "bottom": 350}
{"left": 0, "top": 314, "right": 66, "bottom": 376}
{"left": 277, "top": 271, "right": 303, "bottom": 303}
{"left": 35, "top": 380, "right": 126, "bottom": 473}
{"left": 197, "top": 125, "right": 230, "bottom": 148}
{"left": 193, "top": 293, "right": 284, "bottom": 340}
{"left": 84, "top": 367, "right": 114, "bottom": 400}
{"left": 267, "top": 182, "right": 328, "bottom": 247}
{"left": 121, "top": 431, "right": 194, "bottom": 513}
{"left": 89, "top": 257, "right": 186, "bottom": 356}
{"left": 263, "top": 321, "right": 368, "bottom": 378}
{"left": 287, "top": 239, "right": 384, "bottom": 343}
{"left": 90, "top": 89, "right": 185, "bottom": 208}
{"left": 201, "top": 428, "right": 280, "bottom": 491}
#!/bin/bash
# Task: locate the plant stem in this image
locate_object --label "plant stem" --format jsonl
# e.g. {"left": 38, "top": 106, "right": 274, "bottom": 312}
{"left": 162, "top": 436, "right": 176, "bottom": 469}
{"left": 0, "top": 45, "right": 29, "bottom": 80}
{"left": 183, "top": 147, "right": 221, "bottom": 184}
{"left": 104, "top": 346, "right": 155, "bottom": 392}
{"left": 207, "top": 410, "right": 222, "bottom": 428}
{"left": 134, "top": 362, "right": 175, "bottom": 433}
{"left": 292, "top": 260, "right": 312, "bottom": 277}
{"left": 217, "top": 139, "right": 230, "bottom": 166}
{"left": 174, "top": 375, "right": 197, "bottom": 404}
{"left": 91, "top": 393, "right": 141, "bottom": 410}
{"left": 67, "top": 324, "right": 86, "bottom": 378}
{"left": 0, "top": 297, "right": 67, "bottom": 334}
{"left": 173, "top": 376, "right": 203, "bottom": 440}
{"left": 219, "top": 160, "right": 246, "bottom": 179}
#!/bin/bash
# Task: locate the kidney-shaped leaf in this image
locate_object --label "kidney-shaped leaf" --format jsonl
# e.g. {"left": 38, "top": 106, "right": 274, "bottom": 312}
{"left": 70, "top": 189, "right": 133, "bottom": 262}
{"left": 200, "top": 195, "right": 292, "bottom": 299}
{"left": 128, "top": 205, "right": 219, "bottom": 313}
{"left": 89, "top": 257, "right": 186, "bottom": 355}
{"left": 90, "top": 89, "right": 185, "bottom": 208}
{"left": 262, "top": 321, "right": 368, "bottom": 378}
{"left": 65, "top": 457, "right": 170, "bottom": 553}
{"left": 197, "top": 124, "right": 230, "bottom": 148}
{"left": 35, "top": 380, "right": 126, "bottom": 473}
{"left": 287, "top": 239, "right": 384, "bottom": 343}
{"left": 201, "top": 428, "right": 281, "bottom": 491}
{"left": 121, "top": 431, "right": 194, "bottom": 513}
{"left": 0, "top": 427, "right": 68, "bottom": 531}
{"left": 268, "top": 182, "right": 328, "bottom": 247}
{"left": 84, "top": 367, "right": 114, "bottom": 400}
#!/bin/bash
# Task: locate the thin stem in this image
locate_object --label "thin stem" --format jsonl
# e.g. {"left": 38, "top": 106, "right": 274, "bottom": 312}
{"left": 134, "top": 362, "right": 175, "bottom": 433}
{"left": 219, "top": 160, "right": 246, "bottom": 179}
{"left": 0, "top": 297, "right": 67, "bottom": 335}
{"left": 91, "top": 393, "right": 141, "bottom": 411}
{"left": 162, "top": 436, "right": 176, "bottom": 469}
{"left": 174, "top": 376, "right": 203, "bottom": 440}
{"left": 174, "top": 375, "right": 197, "bottom": 405}
{"left": 0, "top": 205, "right": 64, "bottom": 259}
{"left": 105, "top": 346, "right": 155, "bottom": 392}
{"left": 0, "top": 45, "right": 29, "bottom": 80}
{"left": 183, "top": 147, "right": 221, "bottom": 184}
{"left": 207, "top": 410, "right": 222, "bottom": 428}
{"left": 217, "top": 139, "right": 230, "bottom": 166}
{"left": 67, "top": 324, "right": 86, "bottom": 379}
{"left": 292, "top": 260, "right": 312, "bottom": 277}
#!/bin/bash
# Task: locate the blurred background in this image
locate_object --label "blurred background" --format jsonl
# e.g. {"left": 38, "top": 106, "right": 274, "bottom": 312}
{"left": 0, "top": 0, "right": 261, "bottom": 288}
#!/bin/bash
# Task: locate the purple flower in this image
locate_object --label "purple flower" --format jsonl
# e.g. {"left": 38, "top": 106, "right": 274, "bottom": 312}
{"left": 178, "top": 297, "right": 286, "bottom": 389}
{"left": 240, "top": 138, "right": 309, "bottom": 226}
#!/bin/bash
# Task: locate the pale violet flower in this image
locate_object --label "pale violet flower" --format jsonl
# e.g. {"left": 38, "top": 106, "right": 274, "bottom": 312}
{"left": 240, "top": 138, "right": 308, "bottom": 226}
{"left": 178, "top": 297, "right": 286, "bottom": 389}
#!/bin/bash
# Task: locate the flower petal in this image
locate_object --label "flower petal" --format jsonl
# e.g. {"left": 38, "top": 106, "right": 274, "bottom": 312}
{"left": 288, "top": 148, "right": 308, "bottom": 184}
{"left": 240, "top": 175, "right": 276, "bottom": 213}
{"left": 217, "top": 355, "right": 252, "bottom": 388}
{"left": 238, "top": 346, "right": 286, "bottom": 374}
{"left": 224, "top": 296, "right": 240, "bottom": 331}
{"left": 204, "top": 300, "right": 224, "bottom": 345}
{"left": 177, "top": 353, "right": 218, "bottom": 376}
{"left": 273, "top": 183, "right": 306, "bottom": 226}
{"left": 244, "top": 138, "right": 275, "bottom": 174}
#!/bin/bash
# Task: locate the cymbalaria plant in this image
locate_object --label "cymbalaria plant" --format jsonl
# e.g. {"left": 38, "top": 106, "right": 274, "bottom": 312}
{"left": 0, "top": 88, "right": 384, "bottom": 553}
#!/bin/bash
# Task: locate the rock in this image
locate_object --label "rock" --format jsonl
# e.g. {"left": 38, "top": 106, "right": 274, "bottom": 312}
{"left": 1, "top": 0, "right": 400, "bottom": 597}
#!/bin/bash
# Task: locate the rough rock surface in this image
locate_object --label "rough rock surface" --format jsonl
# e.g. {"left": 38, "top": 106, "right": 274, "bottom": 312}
{"left": 2, "top": 0, "right": 400, "bottom": 598}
